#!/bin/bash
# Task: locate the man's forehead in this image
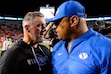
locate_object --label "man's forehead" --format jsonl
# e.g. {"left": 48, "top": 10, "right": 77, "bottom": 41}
{"left": 33, "top": 17, "right": 46, "bottom": 24}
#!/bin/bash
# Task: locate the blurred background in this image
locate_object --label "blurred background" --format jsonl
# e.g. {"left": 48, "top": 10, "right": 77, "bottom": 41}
{"left": 0, "top": 0, "right": 111, "bottom": 54}
{"left": 0, "top": 0, "right": 111, "bottom": 17}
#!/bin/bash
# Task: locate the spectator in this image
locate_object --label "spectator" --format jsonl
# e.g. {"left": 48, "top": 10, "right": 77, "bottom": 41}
{"left": 1, "top": 36, "right": 12, "bottom": 56}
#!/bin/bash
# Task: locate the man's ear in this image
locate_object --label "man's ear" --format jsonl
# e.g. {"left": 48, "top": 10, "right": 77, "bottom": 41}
{"left": 69, "top": 15, "right": 79, "bottom": 27}
{"left": 24, "top": 25, "right": 30, "bottom": 32}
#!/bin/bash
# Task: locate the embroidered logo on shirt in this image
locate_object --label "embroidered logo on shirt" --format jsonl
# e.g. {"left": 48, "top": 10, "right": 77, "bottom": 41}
{"left": 58, "top": 52, "right": 63, "bottom": 56}
{"left": 27, "top": 54, "right": 47, "bottom": 66}
{"left": 79, "top": 53, "right": 88, "bottom": 59}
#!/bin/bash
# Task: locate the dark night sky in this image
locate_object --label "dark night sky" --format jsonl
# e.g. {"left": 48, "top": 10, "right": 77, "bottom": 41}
{"left": 0, "top": 0, "right": 111, "bottom": 18}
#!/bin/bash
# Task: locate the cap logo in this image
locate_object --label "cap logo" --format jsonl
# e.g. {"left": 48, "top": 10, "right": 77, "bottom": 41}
{"left": 79, "top": 53, "right": 88, "bottom": 59}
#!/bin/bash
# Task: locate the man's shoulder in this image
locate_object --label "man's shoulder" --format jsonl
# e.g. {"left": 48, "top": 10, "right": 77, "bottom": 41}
{"left": 54, "top": 40, "right": 64, "bottom": 46}
{"left": 52, "top": 40, "right": 64, "bottom": 50}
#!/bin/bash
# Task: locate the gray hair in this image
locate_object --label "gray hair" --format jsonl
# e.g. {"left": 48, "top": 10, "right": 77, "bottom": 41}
{"left": 22, "top": 11, "right": 44, "bottom": 26}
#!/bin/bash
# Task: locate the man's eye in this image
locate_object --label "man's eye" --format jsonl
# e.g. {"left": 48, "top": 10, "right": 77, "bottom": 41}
{"left": 36, "top": 24, "right": 41, "bottom": 27}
